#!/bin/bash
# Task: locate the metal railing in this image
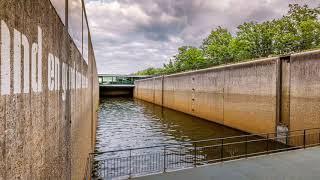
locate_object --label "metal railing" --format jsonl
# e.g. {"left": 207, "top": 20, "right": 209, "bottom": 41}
{"left": 85, "top": 128, "right": 320, "bottom": 179}
{"left": 98, "top": 75, "right": 150, "bottom": 86}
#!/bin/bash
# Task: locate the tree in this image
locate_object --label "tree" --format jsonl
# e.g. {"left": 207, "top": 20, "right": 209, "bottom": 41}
{"left": 273, "top": 4, "right": 320, "bottom": 54}
{"left": 202, "top": 27, "right": 234, "bottom": 65}
{"left": 135, "top": 67, "right": 162, "bottom": 76}
{"left": 172, "top": 46, "right": 206, "bottom": 71}
{"left": 236, "top": 21, "right": 275, "bottom": 58}
{"left": 135, "top": 4, "right": 320, "bottom": 76}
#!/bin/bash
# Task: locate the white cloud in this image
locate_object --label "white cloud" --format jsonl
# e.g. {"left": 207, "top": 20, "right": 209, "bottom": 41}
{"left": 85, "top": 0, "right": 319, "bottom": 74}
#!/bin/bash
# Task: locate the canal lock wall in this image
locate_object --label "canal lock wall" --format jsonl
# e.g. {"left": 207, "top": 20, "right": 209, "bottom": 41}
{"left": 0, "top": 1, "right": 99, "bottom": 179}
{"left": 134, "top": 50, "right": 320, "bottom": 138}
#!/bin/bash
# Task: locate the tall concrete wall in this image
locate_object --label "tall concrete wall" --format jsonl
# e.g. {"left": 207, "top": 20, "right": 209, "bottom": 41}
{"left": 289, "top": 51, "right": 320, "bottom": 131}
{"left": 0, "top": 0, "right": 99, "bottom": 179}
{"left": 134, "top": 50, "right": 320, "bottom": 135}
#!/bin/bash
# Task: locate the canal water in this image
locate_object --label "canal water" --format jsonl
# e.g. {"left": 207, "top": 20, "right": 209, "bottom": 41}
{"left": 93, "top": 97, "right": 287, "bottom": 179}
{"left": 93, "top": 97, "right": 257, "bottom": 178}
{"left": 95, "top": 97, "right": 247, "bottom": 153}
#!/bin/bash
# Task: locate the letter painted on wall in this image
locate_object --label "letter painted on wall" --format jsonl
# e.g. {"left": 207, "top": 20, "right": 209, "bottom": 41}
{"left": 0, "top": 19, "right": 88, "bottom": 100}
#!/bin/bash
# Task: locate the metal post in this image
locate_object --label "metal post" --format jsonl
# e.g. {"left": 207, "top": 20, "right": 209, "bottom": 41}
{"left": 194, "top": 143, "right": 197, "bottom": 167}
{"left": 163, "top": 146, "right": 166, "bottom": 172}
{"left": 221, "top": 139, "right": 224, "bottom": 161}
{"left": 245, "top": 136, "right": 248, "bottom": 158}
{"left": 129, "top": 149, "right": 132, "bottom": 178}
{"left": 304, "top": 129, "right": 306, "bottom": 148}
{"left": 319, "top": 130, "right": 320, "bottom": 145}
{"left": 266, "top": 134, "right": 269, "bottom": 153}
{"left": 179, "top": 144, "right": 182, "bottom": 167}
{"left": 103, "top": 160, "right": 106, "bottom": 179}
{"left": 286, "top": 132, "right": 288, "bottom": 145}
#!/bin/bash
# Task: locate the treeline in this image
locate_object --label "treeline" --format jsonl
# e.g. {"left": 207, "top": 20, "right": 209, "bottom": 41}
{"left": 136, "top": 4, "right": 320, "bottom": 76}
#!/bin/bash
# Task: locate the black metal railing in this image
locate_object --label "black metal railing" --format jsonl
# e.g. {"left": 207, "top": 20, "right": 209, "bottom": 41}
{"left": 84, "top": 128, "right": 320, "bottom": 180}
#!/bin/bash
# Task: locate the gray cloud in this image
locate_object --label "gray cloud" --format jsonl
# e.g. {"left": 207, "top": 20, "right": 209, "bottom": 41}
{"left": 85, "top": 0, "right": 319, "bottom": 74}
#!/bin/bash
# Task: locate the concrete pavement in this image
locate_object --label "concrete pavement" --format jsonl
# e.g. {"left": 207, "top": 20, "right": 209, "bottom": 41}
{"left": 135, "top": 147, "right": 320, "bottom": 180}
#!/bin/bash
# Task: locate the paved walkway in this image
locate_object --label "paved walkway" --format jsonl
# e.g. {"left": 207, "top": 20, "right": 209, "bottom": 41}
{"left": 135, "top": 147, "right": 320, "bottom": 180}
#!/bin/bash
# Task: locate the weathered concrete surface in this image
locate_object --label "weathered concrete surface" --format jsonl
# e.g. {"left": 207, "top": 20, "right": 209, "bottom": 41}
{"left": 135, "top": 147, "right": 320, "bottom": 180}
{"left": 289, "top": 51, "right": 320, "bottom": 131}
{"left": 134, "top": 50, "right": 320, "bottom": 135}
{"left": 135, "top": 58, "right": 279, "bottom": 135}
{"left": 223, "top": 60, "right": 278, "bottom": 134}
{"left": 0, "top": 0, "right": 99, "bottom": 179}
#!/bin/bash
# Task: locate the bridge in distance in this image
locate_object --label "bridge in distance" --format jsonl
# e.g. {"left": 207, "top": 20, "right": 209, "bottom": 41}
{"left": 98, "top": 74, "right": 150, "bottom": 96}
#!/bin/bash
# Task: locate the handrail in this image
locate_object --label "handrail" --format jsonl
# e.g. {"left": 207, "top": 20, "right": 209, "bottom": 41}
{"left": 91, "top": 128, "right": 319, "bottom": 155}
{"left": 88, "top": 128, "right": 320, "bottom": 179}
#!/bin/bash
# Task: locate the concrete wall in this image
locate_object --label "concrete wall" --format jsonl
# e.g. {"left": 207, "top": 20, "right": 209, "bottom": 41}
{"left": 134, "top": 50, "right": 320, "bottom": 136}
{"left": 0, "top": 0, "right": 99, "bottom": 179}
{"left": 289, "top": 51, "right": 320, "bottom": 131}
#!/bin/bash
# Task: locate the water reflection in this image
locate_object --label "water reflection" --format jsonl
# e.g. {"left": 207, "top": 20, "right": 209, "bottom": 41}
{"left": 95, "top": 97, "right": 246, "bottom": 154}
{"left": 94, "top": 98, "right": 286, "bottom": 179}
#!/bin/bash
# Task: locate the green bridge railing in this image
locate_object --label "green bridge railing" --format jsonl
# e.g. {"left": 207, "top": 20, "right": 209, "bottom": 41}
{"left": 98, "top": 74, "right": 150, "bottom": 86}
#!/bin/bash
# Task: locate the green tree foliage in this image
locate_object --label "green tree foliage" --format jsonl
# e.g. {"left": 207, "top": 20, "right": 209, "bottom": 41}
{"left": 165, "top": 46, "right": 206, "bottom": 73}
{"left": 273, "top": 4, "right": 320, "bottom": 54}
{"left": 135, "top": 67, "right": 163, "bottom": 76}
{"left": 136, "top": 4, "right": 320, "bottom": 76}
{"left": 236, "top": 21, "right": 276, "bottom": 58}
{"left": 202, "top": 27, "right": 234, "bottom": 65}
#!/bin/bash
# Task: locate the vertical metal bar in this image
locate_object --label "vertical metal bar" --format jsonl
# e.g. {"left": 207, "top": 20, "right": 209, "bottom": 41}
{"left": 304, "top": 129, "right": 306, "bottom": 148}
{"left": 318, "top": 130, "right": 320, "bottom": 145}
{"left": 194, "top": 143, "right": 197, "bottom": 167}
{"left": 139, "top": 155, "right": 141, "bottom": 174}
{"left": 142, "top": 155, "right": 144, "bottom": 172}
{"left": 245, "top": 136, "right": 248, "bottom": 158}
{"left": 158, "top": 152, "right": 160, "bottom": 171}
{"left": 120, "top": 158, "right": 122, "bottom": 176}
{"left": 179, "top": 144, "right": 182, "bottom": 167}
{"left": 144, "top": 154, "right": 146, "bottom": 172}
{"left": 174, "top": 148, "right": 176, "bottom": 168}
{"left": 103, "top": 160, "right": 106, "bottom": 179}
{"left": 266, "top": 134, "right": 269, "bottom": 153}
{"left": 151, "top": 153, "right": 153, "bottom": 171}
{"left": 163, "top": 146, "right": 166, "bottom": 172}
{"left": 145, "top": 153, "right": 147, "bottom": 172}
{"left": 129, "top": 150, "right": 132, "bottom": 178}
{"left": 156, "top": 153, "right": 158, "bottom": 170}
{"left": 137, "top": 155, "right": 139, "bottom": 174}
{"left": 113, "top": 158, "right": 115, "bottom": 178}
{"left": 221, "top": 139, "right": 224, "bottom": 161}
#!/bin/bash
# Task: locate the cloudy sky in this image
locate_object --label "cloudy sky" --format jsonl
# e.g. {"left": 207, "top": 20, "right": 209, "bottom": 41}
{"left": 85, "top": 0, "right": 319, "bottom": 74}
